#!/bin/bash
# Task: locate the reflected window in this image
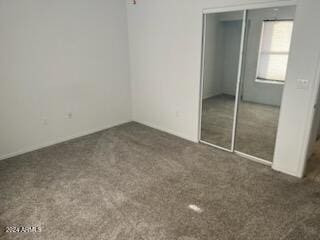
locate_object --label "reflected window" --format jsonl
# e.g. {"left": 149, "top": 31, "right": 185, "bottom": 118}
{"left": 256, "top": 20, "right": 294, "bottom": 83}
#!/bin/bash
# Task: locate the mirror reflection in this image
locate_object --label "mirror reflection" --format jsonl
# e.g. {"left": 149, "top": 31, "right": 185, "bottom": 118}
{"left": 201, "top": 11, "right": 243, "bottom": 149}
{"left": 235, "top": 6, "right": 295, "bottom": 161}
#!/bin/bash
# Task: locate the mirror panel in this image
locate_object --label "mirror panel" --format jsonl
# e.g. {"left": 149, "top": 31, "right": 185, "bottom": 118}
{"left": 201, "top": 10, "right": 244, "bottom": 150}
{"left": 235, "top": 6, "right": 296, "bottom": 161}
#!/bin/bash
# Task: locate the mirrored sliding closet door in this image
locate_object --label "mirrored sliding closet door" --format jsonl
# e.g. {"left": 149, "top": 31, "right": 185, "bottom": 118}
{"left": 235, "top": 6, "right": 295, "bottom": 162}
{"left": 200, "top": 10, "right": 244, "bottom": 151}
{"left": 200, "top": 5, "right": 296, "bottom": 163}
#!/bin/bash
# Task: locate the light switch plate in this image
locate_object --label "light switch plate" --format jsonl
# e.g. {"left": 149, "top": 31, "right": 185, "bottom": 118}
{"left": 297, "top": 79, "right": 309, "bottom": 90}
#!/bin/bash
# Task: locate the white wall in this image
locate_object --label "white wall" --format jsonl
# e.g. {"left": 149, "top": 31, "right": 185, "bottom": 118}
{"left": 127, "top": 0, "right": 320, "bottom": 177}
{"left": 222, "top": 20, "right": 242, "bottom": 96}
{"left": 202, "top": 14, "right": 223, "bottom": 99}
{"left": 203, "top": 17, "right": 242, "bottom": 99}
{"left": 0, "top": 0, "right": 131, "bottom": 159}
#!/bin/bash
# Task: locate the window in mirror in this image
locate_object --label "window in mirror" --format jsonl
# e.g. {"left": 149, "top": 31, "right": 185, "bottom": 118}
{"left": 256, "top": 20, "right": 294, "bottom": 83}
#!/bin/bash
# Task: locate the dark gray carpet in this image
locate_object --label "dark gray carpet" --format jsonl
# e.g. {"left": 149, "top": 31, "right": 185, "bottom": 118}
{"left": 1, "top": 122, "right": 320, "bottom": 240}
{"left": 201, "top": 95, "right": 235, "bottom": 149}
{"left": 236, "top": 98, "right": 280, "bottom": 161}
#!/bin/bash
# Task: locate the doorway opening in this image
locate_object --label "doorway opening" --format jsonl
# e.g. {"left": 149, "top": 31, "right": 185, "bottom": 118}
{"left": 304, "top": 68, "right": 320, "bottom": 181}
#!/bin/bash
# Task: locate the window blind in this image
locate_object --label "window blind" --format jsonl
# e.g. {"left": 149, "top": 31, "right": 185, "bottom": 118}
{"left": 257, "top": 20, "right": 293, "bottom": 82}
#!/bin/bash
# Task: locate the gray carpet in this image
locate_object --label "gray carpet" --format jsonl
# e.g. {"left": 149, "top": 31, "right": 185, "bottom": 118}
{"left": 236, "top": 98, "right": 280, "bottom": 161}
{"left": 201, "top": 95, "right": 280, "bottom": 161}
{"left": 201, "top": 95, "right": 235, "bottom": 149}
{"left": 1, "top": 122, "right": 320, "bottom": 240}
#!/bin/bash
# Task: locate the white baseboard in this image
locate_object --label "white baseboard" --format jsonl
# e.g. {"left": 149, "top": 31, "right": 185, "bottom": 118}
{"left": 0, "top": 120, "right": 131, "bottom": 161}
{"left": 134, "top": 120, "right": 198, "bottom": 143}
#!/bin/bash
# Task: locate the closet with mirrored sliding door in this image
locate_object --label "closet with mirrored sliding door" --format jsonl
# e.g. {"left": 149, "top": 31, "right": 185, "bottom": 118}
{"left": 199, "top": 3, "right": 296, "bottom": 165}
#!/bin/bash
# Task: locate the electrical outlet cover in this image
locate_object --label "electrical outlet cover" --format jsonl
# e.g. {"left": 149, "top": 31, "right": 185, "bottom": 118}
{"left": 297, "top": 79, "right": 309, "bottom": 89}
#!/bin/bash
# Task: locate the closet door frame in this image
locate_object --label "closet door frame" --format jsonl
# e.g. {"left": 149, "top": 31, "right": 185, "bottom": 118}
{"left": 198, "top": 0, "right": 297, "bottom": 163}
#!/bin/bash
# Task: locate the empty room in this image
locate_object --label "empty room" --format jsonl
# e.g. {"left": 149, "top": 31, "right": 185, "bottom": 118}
{"left": 1, "top": 0, "right": 320, "bottom": 239}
